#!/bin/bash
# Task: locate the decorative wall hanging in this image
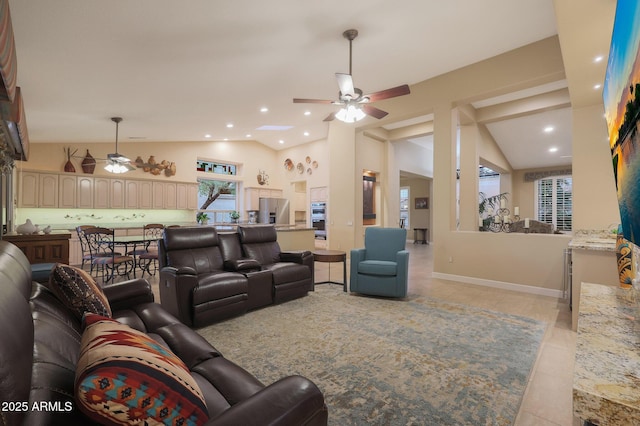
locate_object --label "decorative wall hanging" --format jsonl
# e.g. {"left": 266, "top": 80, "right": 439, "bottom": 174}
{"left": 81, "top": 149, "right": 95, "bottom": 174}
{"left": 257, "top": 170, "right": 269, "bottom": 185}
{"left": 134, "top": 156, "right": 177, "bottom": 177}
{"left": 63, "top": 147, "right": 77, "bottom": 172}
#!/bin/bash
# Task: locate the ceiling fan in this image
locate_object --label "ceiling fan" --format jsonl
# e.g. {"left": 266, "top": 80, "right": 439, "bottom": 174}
{"left": 104, "top": 117, "right": 135, "bottom": 173}
{"left": 293, "top": 29, "right": 411, "bottom": 123}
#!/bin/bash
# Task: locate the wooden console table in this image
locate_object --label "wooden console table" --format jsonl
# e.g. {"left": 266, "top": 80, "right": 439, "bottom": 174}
{"left": 574, "top": 282, "right": 640, "bottom": 425}
{"left": 3, "top": 232, "right": 71, "bottom": 264}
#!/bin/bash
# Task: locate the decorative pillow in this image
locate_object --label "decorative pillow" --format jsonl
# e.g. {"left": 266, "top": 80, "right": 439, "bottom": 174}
{"left": 75, "top": 314, "right": 209, "bottom": 426}
{"left": 48, "top": 263, "right": 112, "bottom": 319}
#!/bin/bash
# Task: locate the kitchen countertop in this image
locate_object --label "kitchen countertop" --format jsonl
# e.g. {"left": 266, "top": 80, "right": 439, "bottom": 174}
{"left": 46, "top": 222, "right": 313, "bottom": 232}
{"left": 574, "top": 282, "right": 640, "bottom": 424}
{"left": 569, "top": 229, "right": 617, "bottom": 252}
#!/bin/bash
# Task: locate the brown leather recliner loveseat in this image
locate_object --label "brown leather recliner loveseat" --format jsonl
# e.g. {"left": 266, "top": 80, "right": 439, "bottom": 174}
{"left": 0, "top": 240, "right": 328, "bottom": 425}
{"left": 158, "top": 225, "right": 313, "bottom": 328}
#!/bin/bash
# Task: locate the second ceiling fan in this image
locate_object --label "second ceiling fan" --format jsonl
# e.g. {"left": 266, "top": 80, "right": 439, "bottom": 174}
{"left": 293, "top": 29, "right": 411, "bottom": 123}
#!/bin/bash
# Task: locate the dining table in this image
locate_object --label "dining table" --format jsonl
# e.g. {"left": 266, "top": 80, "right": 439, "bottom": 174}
{"left": 107, "top": 235, "right": 159, "bottom": 278}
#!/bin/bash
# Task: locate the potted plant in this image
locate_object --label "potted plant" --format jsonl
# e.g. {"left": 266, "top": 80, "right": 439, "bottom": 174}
{"left": 196, "top": 212, "right": 210, "bottom": 225}
{"left": 230, "top": 211, "right": 240, "bottom": 223}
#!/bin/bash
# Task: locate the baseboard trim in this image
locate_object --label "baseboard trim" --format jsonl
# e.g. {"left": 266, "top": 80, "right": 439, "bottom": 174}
{"left": 431, "top": 272, "right": 563, "bottom": 299}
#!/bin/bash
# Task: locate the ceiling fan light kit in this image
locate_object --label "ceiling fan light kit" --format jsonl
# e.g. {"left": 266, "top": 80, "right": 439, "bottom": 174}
{"left": 104, "top": 116, "right": 134, "bottom": 174}
{"left": 293, "top": 29, "right": 410, "bottom": 123}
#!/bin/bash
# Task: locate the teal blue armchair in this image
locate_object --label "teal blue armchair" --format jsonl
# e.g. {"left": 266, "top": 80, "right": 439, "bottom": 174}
{"left": 350, "top": 227, "right": 409, "bottom": 298}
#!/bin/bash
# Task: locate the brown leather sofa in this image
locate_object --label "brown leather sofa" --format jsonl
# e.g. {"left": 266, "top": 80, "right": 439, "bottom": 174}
{"left": 235, "top": 225, "right": 314, "bottom": 303}
{"left": 159, "top": 225, "right": 314, "bottom": 327}
{"left": 0, "top": 240, "right": 328, "bottom": 425}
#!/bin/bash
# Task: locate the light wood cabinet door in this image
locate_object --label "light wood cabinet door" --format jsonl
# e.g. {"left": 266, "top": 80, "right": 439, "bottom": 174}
{"left": 176, "top": 183, "right": 188, "bottom": 209}
{"left": 110, "top": 179, "right": 125, "bottom": 208}
{"left": 76, "top": 176, "right": 94, "bottom": 209}
{"left": 152, "top": 182, "right": 165, "bottom": 209}
{"left": 39, "top": 174, "right": 59, "bottom": 208}
{"left": 125, "top": 180, "right": 139, "bottom": 209}
{"left": 58, "top": 175, "right": 76, "bottom": 209}
{"left": 19, "top": 172, "right": 39, "bottom": 207}
{"left": 164, "top": 182, "right": 177, "bottom": 210}
{"left": 187, "top": 183, "right": 199, "bottom": 210}
{"left": 138, "top": 180, "right": 153, "bottom": 209}
{"left": 94, "top": 178, "right": 110, "bottom": 209}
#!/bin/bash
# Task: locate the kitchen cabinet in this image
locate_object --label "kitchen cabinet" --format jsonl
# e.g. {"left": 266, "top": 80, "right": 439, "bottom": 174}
{"left": 310, "top": 186, "right": 327, "bottom": 202}
{"left": 245, "top": 187, "right": 283, "bottom": 211}
{"left": 18, "top": 171, "right": 199, "bottom": 211}
{"left": 177, "top": 183, "right": 198, "bottom": 210}
{"left": 58, "top": 175, "right": 77, "bottom": 209}
{"left": 110, "top": 179, "right": 126, "bottom": 208}
{"left": 164, "top": 182, "right": 177, "bottom": 209}
{"left": 125, "top": 180, "right": 139, "bottom": 209}
{"left": 94, "top": 178, "right": 110, "bottom": 209}
{"left": 138, "top": 180, "right": 153, "bottom": 209}
{"left": 152, "top": 181, "right": 165, "bottom": 209}
{"left": 39, "top": 173, "right": 59, "bottom": 208}
{"left": 18, "top": 172, "right": 59, "bottom": 208}
{"left": 77, "top": 176, "right": 94, "bottom": 209}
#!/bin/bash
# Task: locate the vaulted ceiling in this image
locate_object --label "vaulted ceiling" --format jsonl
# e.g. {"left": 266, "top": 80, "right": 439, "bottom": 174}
{"left": 8, "top": 0, "right": 614, "bottom": 170}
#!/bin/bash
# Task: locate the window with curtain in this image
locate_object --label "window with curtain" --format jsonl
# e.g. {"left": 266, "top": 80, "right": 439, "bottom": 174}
{"left": 535, "top": 176, "right": 572, "bottom": 231}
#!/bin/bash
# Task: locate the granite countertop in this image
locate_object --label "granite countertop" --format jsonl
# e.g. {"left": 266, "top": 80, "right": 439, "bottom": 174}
{"left": 573, "top": 283, "right": 640, "bottom": 424}
{"left": 569, "top": 229, "right": 617, "bottom": 252}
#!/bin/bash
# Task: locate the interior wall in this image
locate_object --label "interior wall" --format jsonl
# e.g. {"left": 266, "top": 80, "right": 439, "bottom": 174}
{"left": 400, "top": 177, "right": 431, "bottom": 234}
{"left": 511, "top": 165, "right": 572, "bottom": 221}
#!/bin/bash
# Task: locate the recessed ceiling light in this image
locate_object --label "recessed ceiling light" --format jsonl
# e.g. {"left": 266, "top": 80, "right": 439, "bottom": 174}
{"left": 223, "top": 138, "right": 229, "bottom": 141}
{"left": 594, "top": 84, "right": 602, "bottom": 90}
{"left": 204, "top": 134, "right": 212, "bottom": 138}
{"left": 304, "top": 111, "right": 311, "bottom": 116}
{"left": 544, "top": 126, "right": 554, "bottom": 133}
{"left": 246, "top": 134, "right": 252, "bottom": 138}
{"left": 260, "top": 107, "right": 269, "bottom": 113}
{"left": 226, "top": 123, "right": 234, "bottom": 128}
{"left": 548, "top": 147, "right": 558, "bottom": 153}
{"left": 279, "top": 140, "right": 284, "bottom": 144}
{"left": 303, "top": 131, "right": 310, "bottom": 136}
{"left": 594, "top": 55, "right": 604, "bottom": 63}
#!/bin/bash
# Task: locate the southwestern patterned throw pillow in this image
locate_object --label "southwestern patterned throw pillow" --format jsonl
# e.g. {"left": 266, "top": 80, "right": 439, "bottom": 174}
{"left": 48, "top": 263, "right": 112, "bottom": 319}
{"left": 75, "top": 314, "right": 209, "bottom": 425}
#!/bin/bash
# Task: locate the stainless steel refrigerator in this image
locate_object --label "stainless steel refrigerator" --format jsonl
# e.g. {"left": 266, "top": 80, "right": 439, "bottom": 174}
{"left": 258, "top": 198, "right": 290, "bottom": 224}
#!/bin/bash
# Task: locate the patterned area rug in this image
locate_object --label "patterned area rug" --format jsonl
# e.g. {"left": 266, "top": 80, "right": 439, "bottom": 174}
{"left": 196, "top": 286, "right": 547, "bottom": 425}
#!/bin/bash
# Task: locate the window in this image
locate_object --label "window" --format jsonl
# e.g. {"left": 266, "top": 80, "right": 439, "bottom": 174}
{"left": 535, "top": 176, "right": 572, "bottom": 231}
{"left": 400, "top": 187, "right": 409, "bottom": 229}
{"left": 197, "top": 179, "right": 237, "bottom": 223}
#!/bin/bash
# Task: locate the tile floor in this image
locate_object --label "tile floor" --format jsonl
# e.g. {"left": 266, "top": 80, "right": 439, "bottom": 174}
{"left": 141, "top": 241, "right": 579, "bottom": 425}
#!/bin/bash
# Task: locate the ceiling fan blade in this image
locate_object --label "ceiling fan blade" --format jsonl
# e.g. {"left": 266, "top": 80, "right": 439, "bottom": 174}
{"left": 362, "top": 105, "right": 389, "bottom": 119}
{"left": 293, "top": 98, "right": 334, "bottom": 104}
{"left": 323, "top": 112, "right": 336, "bottom": 122}
{"left": 336, "top": 73, "right": 355, "bottom": 98}
{"left": 365, "top": 84, "right": 411, "bottom": 102}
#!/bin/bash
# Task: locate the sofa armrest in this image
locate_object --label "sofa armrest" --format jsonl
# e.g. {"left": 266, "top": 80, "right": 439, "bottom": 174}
{"left": 102, "top": 278, "right": 154, "bottom": 311}
{"left": 205, "top": 375, "right": 327, "bottom": 426}
{"left": 223, "top": 258, "right": 261, "bottom": 273}
{"left": 280, "top": 250, "right": 312, "bottom": 263}
{"left": 161, "top": 265, "right": 198, "bottom": 275}
{"left": 349, "top": 248, "right": 366, "bottom": 292}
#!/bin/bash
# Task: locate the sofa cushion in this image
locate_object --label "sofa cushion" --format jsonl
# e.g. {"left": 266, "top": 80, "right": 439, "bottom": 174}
{"left": 48, "top": 263, "right": 112, "bottom": 319}
{"left": 266, "top": 262, "right": 311, "bottom": 285}
{"left": 75, "top": 313, "right": 209, "bottom": 426}
{"left": 357, "top": 260, "right": 398, "bottom": 276}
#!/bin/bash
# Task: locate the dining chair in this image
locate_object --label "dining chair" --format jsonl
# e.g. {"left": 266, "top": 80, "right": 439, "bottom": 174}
{"left": 83, "top": 227, "right": 134, "bottom": 283}
{"left": 135, "top": 223, "right": 165, "bottom": 277}
{"left": 76, "top": 225, "right": 122, "bottom": 276}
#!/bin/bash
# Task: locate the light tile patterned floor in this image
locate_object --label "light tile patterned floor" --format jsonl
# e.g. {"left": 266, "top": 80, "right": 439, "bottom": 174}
{"left": 142, "top": 242, "right": 579, "bottom": 425}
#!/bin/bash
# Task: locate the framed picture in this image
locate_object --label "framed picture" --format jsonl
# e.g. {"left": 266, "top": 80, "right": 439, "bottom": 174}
{"left": 415, "top": 197, "right": 429, "bottom": 209}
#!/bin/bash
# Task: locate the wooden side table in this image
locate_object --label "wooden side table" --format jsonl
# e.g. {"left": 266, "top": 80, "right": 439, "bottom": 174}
{"left": 312, "top": 250, "right": 347, "bottom": 292}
